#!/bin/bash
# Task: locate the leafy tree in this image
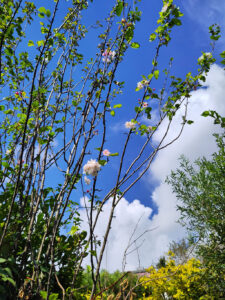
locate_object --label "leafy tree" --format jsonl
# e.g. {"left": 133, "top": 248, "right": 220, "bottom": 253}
{"left": 166, "top": 132, "right": 225, "bottom": 297}
{"left": 168, "top": 238, "right": 190, "bottom": 264}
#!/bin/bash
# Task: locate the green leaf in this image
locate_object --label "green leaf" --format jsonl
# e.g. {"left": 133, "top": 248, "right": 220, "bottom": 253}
{"left": 109, "top": 152, "right": 119, "bottom": 157}
{"left": 2, "top": 162, "right": 9, "bottom": 168}
{"left": 37, "top": 40, "right": 44, "bottom": 47}
{"left": 55, "top": 128, "right": 63, "bottom": 133}
{"left": 0, "top": 105, "right": 5, "bottom": 111}
{"left": 3, "top": 277, "right": 16, "bottom": 286}
{"left": 220, "top": 51, "right": 225, "bottom": 58}
{"left": 48, "top": 131, "right": 55, "bottom": 138}
{"left": 40, "top": 291, "right": 47, "bottom": 299}
{"left": 131, "top": 42, "right": 140, "bottom": 49}
{"left": 115, "top": 1, "right": 123, "bottom": 16}
{"left": 201, "top": 111, "right": 209, "bottom": 117}
{"left": 154, "top": 70, "right": 159, "bottom": 80}
{"left": 113, "top": 104, "right": 122, "bottom": 109}
{"left": 98, "top": 160, "right": 107, "bottom": 166}
{"left": 5, "top": 48, "right": 13, "bottom": 56}
{"left": 0, "top": 258, "right": 6, "bottom": 264}
{"left": 28, "top": 40, "right": 34, "bottom": 47}
{"left": 49, "top": 294, "right": 59, "bottom": 300}
{"left": 110, "top": 110, "right": 115, "bottom": 116}
{"left": 125, "top": 27, "right": 134, "bottom": 42}
{"left": 68, "top": 225, "right": 78, "bottom": 236}
{"left": 38, "top": 7, "right": 47, "bottom": 14}
{"left": 148, "top": 74, "right": 153, "bottom": 80}
{"left": 149, "top": 33, "right": 156, "bottom": 42}
{"left": 46, "top": 9, "right": 51, "bottom": 17}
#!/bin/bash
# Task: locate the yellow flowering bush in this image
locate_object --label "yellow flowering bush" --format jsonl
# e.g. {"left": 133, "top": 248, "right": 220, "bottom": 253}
{"left": 140, "top": 253, "right": 213, "bottom": 299}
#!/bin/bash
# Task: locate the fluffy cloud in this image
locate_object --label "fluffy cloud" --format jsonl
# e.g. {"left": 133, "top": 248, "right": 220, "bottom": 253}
{"left": 80, "top": 65, "right": 225, "bottom": 272}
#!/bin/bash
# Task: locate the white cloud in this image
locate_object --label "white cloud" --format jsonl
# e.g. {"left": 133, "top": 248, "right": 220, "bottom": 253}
{"left": 80, "top": 64, "right": 225, "bottom": 272}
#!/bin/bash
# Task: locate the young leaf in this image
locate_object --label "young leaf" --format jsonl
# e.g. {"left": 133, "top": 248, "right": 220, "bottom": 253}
{"left": 113, "top": 104, "right": 122, "bottom": 108}
{"left": 154, "top": 70, "right": 159, "bottom": 79}
{"left": 131, "top": 42, "right": 140, "bottom": 49}
{"left": 115, "top": 1, "right": 123, "bottom": 16}
{"left": 28, "top": 40, "right": 34, "bottom": 47}
{"left": 109, "top": 152, "right": 119, "bottom": 156}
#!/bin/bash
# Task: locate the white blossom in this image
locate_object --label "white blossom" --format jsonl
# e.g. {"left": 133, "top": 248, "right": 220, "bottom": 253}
{"left": 83, "top": 159, "right": 101, "bottom": 176}
{"left": 137, "top": 80, "right": 149, "bottom": 90}
{"left": 161, "top": 3, "right": 169, "bottom": 13}
{"left": 137, "top": 82, "right": 144, "bottom": 89}
{"left": 84, "top": 176, "right": 91, "bottom": 185}
{"left": 125, "top": 121, "right": 136, "bottom": 129}
{"left": 198, "top": 52, "right": 212, "bottom": 63}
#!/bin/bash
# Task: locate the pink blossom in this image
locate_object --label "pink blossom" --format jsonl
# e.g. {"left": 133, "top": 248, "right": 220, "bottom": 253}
{"left": 102, "top": 50, "right": 116, "bottom": 63}
{"left": 125, "top": 121, "right": 136, "bottom": 129}
{"left": 83, "top": 159, "right": 101, "bottom": 176}
{"left": 142, "top": 102, "right": 148, "bottom": 108}
{"left": 102, "top": 149, "right": 110, "bottom": 156}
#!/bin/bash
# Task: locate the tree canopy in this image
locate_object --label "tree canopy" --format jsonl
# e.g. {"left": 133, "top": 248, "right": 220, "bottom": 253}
{"left": 167, "top": 132, "right": 225, "bottom": 297}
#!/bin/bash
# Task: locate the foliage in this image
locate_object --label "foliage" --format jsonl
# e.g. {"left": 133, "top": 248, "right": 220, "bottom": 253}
{"left": 166, "top": 132, "right": 225, "bottom": 297}
{"left": 140, "top": 253, "right": 214, "bottom": 299}
{"left": 168, "top": 238, "right": 190, "bottom": 264}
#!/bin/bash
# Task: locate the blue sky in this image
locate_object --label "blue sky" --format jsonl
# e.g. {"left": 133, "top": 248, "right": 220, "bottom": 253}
{"left": 17, "top": 0, "right": 225, "bottom": 271}
{"left": 63, "top": 0, "right": 223, "bottom": 208}
{"left": 75, "top": 0, "right": 225, "bottom": 271}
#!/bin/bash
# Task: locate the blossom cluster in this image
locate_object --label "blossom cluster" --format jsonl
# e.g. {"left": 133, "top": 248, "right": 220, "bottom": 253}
{"left": 198, "top": 52, "right": 212, "bottom": 64}
{"left": 137, "top": 80, "right": 149, "bottom": 90}
{"left": 125, "top": 121, "right": 136, "bottom": 129}
{"left": 102, "top": 50, "right": 116, "bottom": 63}
{"left": 83, "top": 159, "right": 101, "bottom": 176}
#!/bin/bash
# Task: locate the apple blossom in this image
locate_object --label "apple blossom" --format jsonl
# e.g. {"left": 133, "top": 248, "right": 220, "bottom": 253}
{"left": 102, "top": 149, "right": 110, "bottom": 156}
{"left": 161, "top": 3, "right": 169, "bottom": 13}
{"left": 125, "top": 121, "right": 136, "bottom": 129}
{"left": 198, "top": 52, "right": 212, "bottom": 64}
{"left": 84, "top": 176, "right": 91, "bottom": 185}
{"left": 137, "top": 82, "right": 144, "bottom": 89}
{"left": 102, "top": 50, "right": 116, "bottom": 63}
{"left": 137, "top": 80, "right": 149, "bottom": 90}
{"left": 142, "top": 102, "right": 148, "bottom": 108}
{"left": 83, "top": 159, "right": 101, "bottom": 176}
